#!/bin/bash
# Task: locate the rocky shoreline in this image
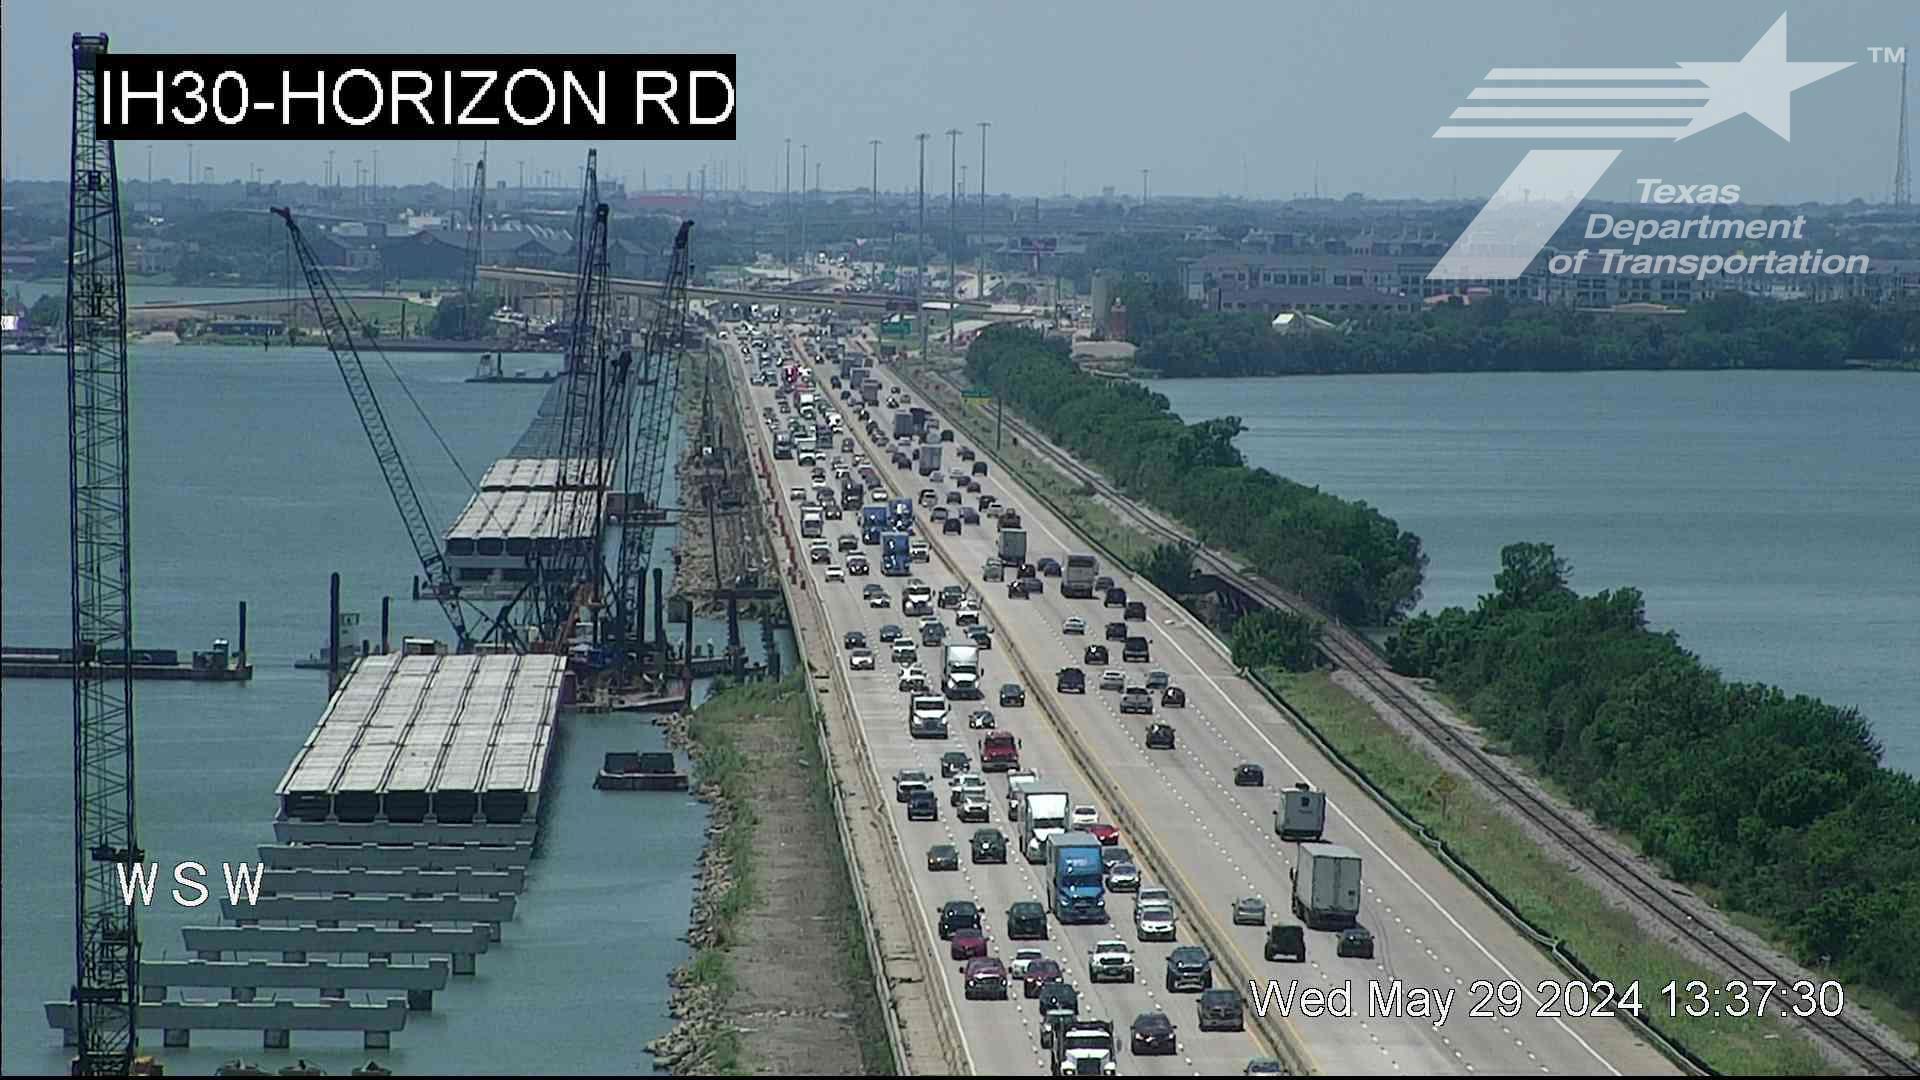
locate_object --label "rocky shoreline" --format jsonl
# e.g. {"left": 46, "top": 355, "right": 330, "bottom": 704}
{"left": 642, "top": 708, "right": 737, "bottom": 1074}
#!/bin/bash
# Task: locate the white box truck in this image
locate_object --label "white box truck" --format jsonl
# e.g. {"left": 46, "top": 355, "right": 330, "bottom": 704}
{"left": 1021, "top": 790, "right": 1072, "bottom": 864}
{"left": 942, "top": 644, "right": 982, "bottom": 699}
{"left": 1274, "top": 782, "right": 1327, "bottom": 841}
{"left": 1290, "top": 842, "right": 1362, "bottom": 929}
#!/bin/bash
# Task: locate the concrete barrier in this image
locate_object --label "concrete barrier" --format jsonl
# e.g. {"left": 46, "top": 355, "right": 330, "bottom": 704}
{"left": 273, "top": 819, "right": 535, "bottom": 846}
{"left": 139, "top": 958, "right": 449, "bottom": 1011}
{"left": 45, "top": 997, "right": 408, "bottom": 1050}
{"left": 261, "top": 866, "right": 524, "bottom": 896}
{"left": 259, "top": 842, "right": 531, "bottom": 872}
{"left": 182, "top": 924, "right": 491, "bottom": 975}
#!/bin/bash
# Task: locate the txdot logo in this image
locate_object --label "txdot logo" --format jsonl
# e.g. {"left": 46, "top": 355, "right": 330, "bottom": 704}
{"left": 1430, "top": 14, "right": 1853, "bottom": 281}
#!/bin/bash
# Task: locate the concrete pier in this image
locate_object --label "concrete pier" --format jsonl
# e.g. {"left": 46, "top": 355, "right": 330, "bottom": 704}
{"left": 45, "top": 998, "right": 408, "bottom": 1050}
{"left": 182, "top": 924, "right": 491, "bottom": 975}
{"left": 259, "top": 841, "right": 532, "bottom": 872}
{"left": 221, "top": 893, "right": 516, "bottom": 928}
{"left": 261, "top": 866, "right": 525, "bottom": 895}
{"left": 273, "top": 818, "right": 537, "bottom": 846}
{"left": 138, "top": 958, "right": 450, "bottom": 1011}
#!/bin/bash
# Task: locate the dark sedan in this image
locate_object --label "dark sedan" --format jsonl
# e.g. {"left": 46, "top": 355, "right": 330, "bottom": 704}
{"left": 1130, "top": 1012, "right": 1177, "bottom": 1056}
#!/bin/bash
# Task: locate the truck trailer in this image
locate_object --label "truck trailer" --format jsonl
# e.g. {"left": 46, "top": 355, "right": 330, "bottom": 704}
{"left": 1275, "top": 783, "right": 1328, "bottom": 841}
{"left": 942, "top": 644, "right": 982, "bottom": 699}
{"left": 1290, "top": 842, "right": 1362, "bottom": 930}
{"left": 1021, "top": 790, "right": 1072, "bottom": 864}
{"left": 998, "top": 528, "right": 1028, "bottom": 565}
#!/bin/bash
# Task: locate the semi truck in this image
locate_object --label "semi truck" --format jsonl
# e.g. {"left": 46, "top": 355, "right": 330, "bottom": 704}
{"left": 861, "top": 379, "right": 881, "bottom": 405}
{"left": 942, "top": 644, "right": 982, "bottom": 699}
{"left": 1049, "top": 1018, "right": 1117, "bottom": 1076}
{"left": 1290, "top": 842, "right": 1362, "bottom": 929}
{"left": 881, "top": 531, "right": 912, "bottom": 576}
{"left": 1062, "top": 554, "right": 1099, "bottom": 599}
{"left": 1021, "top": 791, "right": 1072, "bottom": 864}
{"left": 800, "top": 509, "right": 824, "bottom": 539}
{"left": 892, "top": 411, "right": 918, "bottom": 439}
{"left": 998, "top": 528, "right": 1028, "bottom": 565}
{"left": 888, "top": 497, "right": 914, "bottom": 531}
{"left": 1275, "top": 783, "right": 1328, "bottom": 841}
{"left": 916, "top": 443, "right": 944, "bottom": 476}
{"left": 1046, "top": 831, "right": 1108, "bottom": 924}
{"left": 860, "top": 505, "right": 890, "bottom": 544}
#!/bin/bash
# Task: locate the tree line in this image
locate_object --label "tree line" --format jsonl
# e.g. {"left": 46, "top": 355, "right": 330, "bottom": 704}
{"left": 965, "top": 326, "right": 1428, "bottom": 625}
{"left": 1123, "top": 286, "right": 1920, "bottom": 377}
{"left": 1386, "top": 543, "right": 1920, "bottom": 1011}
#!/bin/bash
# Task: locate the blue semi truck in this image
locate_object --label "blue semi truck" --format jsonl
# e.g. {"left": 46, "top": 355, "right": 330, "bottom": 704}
{"left": 1045, "top": 830, "right": 1108, "bottom": 924}
{"left": 881, "top": 531, "right": 912, "bottom": 576}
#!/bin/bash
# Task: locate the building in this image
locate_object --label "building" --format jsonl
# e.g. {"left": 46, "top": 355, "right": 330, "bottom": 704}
{"left": 1216, "top": 286, "right": 1418, "bottom": 317}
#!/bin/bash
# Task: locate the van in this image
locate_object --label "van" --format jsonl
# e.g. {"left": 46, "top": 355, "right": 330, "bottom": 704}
{"left": 1123, "top": 636, "right": 1150, "bottom": 663}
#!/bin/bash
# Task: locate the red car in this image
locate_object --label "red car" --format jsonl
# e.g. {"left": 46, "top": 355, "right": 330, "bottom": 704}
{"left": 950, "top": 927, "right": 989, "bottom": 961}
{"left": 1086, "top": 823, "right": 1121, "bottom": 846}
{"left": 1021, "top": 958, "right": 1065, "bottom": 998}
{"left": 963, "top": 957, "right": 1009, "bottom": 1000}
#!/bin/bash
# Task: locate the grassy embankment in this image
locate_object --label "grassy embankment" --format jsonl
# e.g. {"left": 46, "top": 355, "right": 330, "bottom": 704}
{"left": 902, "top": 357, "right": 1839, "bottom": 1075}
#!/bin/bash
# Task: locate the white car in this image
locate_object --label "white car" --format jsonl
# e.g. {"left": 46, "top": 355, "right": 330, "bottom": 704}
{"left": 1088, "top": 940, "right": 1136, "bottom": 983}
{"left": 848, "top": 649, "right": 875, "bottom": 671}
{"left": 1099, "top": 669, "right": 1126, "bottom": 691}
{"left": 1008, "top": 947, "right": 1046, "bottom": 979}
{"left": 890, "top": 641, "right": 919, "bottom": 664}
{"left": 824, "top": 565, "right": 845, "bottom": 582}
{"left": 1062, "top": 616, "right": 1087, "bottom": 635}
{"left": 1134, "top": 900, "right": 1177, "bottom": 942}
{"left": 897, "top": 666, "right": 928, "bottom": 692}
{"left": 1071, "top": 805, "right": 1099, "bottom": 829}
{"left": 950, "top": 773, "right": 988, "bottom": 800}
{"left": 789, "top": 487, "right": 804, "bottom": 501}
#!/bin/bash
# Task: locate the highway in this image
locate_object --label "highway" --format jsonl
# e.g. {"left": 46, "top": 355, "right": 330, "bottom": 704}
{"left": 732, "top": 323, "right": 1678, "bottom": 1076}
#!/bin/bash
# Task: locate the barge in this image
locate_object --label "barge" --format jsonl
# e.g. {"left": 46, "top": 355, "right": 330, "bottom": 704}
{"left": 2, "top": 639, "right": 251, "bottom": 682}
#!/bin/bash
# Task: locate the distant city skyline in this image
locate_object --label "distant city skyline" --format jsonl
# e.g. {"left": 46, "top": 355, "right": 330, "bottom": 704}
{"left": 2, "top": 0, "right": 1912, "bottom": 204}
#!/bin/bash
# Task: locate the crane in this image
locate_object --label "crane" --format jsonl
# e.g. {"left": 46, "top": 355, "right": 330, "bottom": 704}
{"left": 66, "top": 31, "right": 143, "bottom": 1076}
{"left": 609, "top": 219, "right": 695, "bottom": 666}
{"left": 274, "top": 206, "right": 477, "bottom": 650}
{"left": 461, "top": 152, "right": 487, "bottom": 340}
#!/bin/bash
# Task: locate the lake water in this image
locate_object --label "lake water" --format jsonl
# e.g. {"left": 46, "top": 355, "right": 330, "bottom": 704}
{"left": 1153, "top": 371, "right": 1920, "bottom": 776}
{"left": 0, "top": 344, "right": 777, "bottom": 1073}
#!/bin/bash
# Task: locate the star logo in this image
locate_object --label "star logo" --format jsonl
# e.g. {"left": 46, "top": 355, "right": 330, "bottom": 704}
{"left": 1674, "top": 15, "right": 1854, "bottom": 141}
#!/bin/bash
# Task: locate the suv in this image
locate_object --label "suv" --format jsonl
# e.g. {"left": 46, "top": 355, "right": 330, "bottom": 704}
{"left": 1197, "top": 988, "right": 1246, "bottom": 1032}
{"left": 1056, "top": 667, "right": 1086, "bottom": 694}
{"left": 970, "top": 828, "right": 1008, "bottom": 864}
{"left": 1104, "top": 621, "right": 1129, "bottom": 642}
{"left": 1124, "top": 601, "right": 1147, "bottom": 621}
{"left": 999, "top": 683, "right": 1026, "bottom": 707}
{"left": 1264, "top": 923, "right": 1307, "bottom": 963}
{"left": 1122, "top": 636, "right": 1150, "bottom": 663}
{"left": 1120, "top": 690, "right": 1154, "bottom": 715}
{"left": 1145, "top": 723, "right": 1176, "bottom": 750}
{"left": 1007, "top": 900, "right": 1050, "bottom": 940}
{"left": 1103, "top": 587, "right": 1127, "bottom": 608}
{"left": 907, "top": 790, "right": 939, "bottom": 820}
{"left": 938, "top": 900, "right": 980, "bottom": 939}
{"left": 1082, "top": 644, "right": 1109, "bottom": 666}
{"left": 1165, "top": 946, "right": 1213, "bottom": 992}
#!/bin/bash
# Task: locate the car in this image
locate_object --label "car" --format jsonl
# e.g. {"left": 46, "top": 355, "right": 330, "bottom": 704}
{"left": 930, "top": 506, "right": 949, "bottom": 522}
{"left": 1233, "top": 763, "right": 1264, "bottom": 787}
{"left": 970, "top": 827, "right": 1009, "bottom": 864}
{"left": 1337, "top": 926, "right": 1376, "bottom": 959}
{"left": 788, "top": 486, "right": 805, "bottom": 501}
{"left": 893, "top": 768, "right": 931, "bottom": 801}
{"left": 926, "top": 844, "right": 960, "bottom": 871}
{"left": 1006, "top": 900, "right": 1050, "bottom": 940}
{"left": 949, "top": 927, "right": 989, "bottom": 961}
{"left": 876, "top": 622, "right": 902, "bottom": 641}
{"left": 1099, "top": 669, "right": 1126, "bottom": 691}
{"left": 1105, "top": 861, "right": 1141, "bottom": 892}
{"left": 890, "top": 641, "right": 918, "bottom": 664}
{"left": 1104, "top": 622, "right": 1128, "bottom": 643}
{"left": 1056, "top": 667, "right": 1086, "bottom": 693}
{"left": 965, "top": 625, "right": 993, "bottom": 648}
{"left": 1037, "top": 981, "right": 1079, "bottom": 1019}
{"left": 938, "top": 900, "right": 981, "bottom": 939}
{"left": 1086, "top": 823, "right": 1120, "bottom": 846}
{"left": 1162, "top": 686, "right": 1187, "bottom": 708}
{"left": 1062, "top": 616, "right": 1087, "bottom": 635}
{"left": 1198, "top": 988, "right": 1246, "bottom": 1032}
{"left": 954, "top": 605, "right": 981, "bottom": 627}
{"left": 949, "top": 773, "right": 988, "bottom": 803}
{"left": 946, "top": 489, "right": 963, "bottom": 505}
{"left": 999, "top": 684, "right": 1025, "bottom": 707}
{"left": 972, "top": 460, "right": 989, "bottom": 476}
{"left": 1130, "top": 1012, "right": 1177, "bottom": 1056}
{"left": 842, "top": 630, "right": 868, "bottom": 650}
{"left": 1165, "top": 946, "right": 1213, "bottom": 992}
{"left": 1233, "top": 896, "right": 1268, "bottom": 926}
{"left": 1069, "top": 804, "right": 1099, "bottom": 829}
{"left": 1125, "top": 601, "right": 1147, "bottom": 621}
{"left": 906, "top": 791, "right": 939, "bottom": 821}
{"left": 919, "top": 621, "right": 946, "bottom": 646}
{"left": 1094, "top": 575, "right": 1115, "bottom": 594}
{"left": 942, "top": 517, "right": 962, "bottom": 535}
{"left": 898, "top": 666, "right": 928, "bottom": 693}
{"left": 1135, "top": 900, "right": 1176, "bottom": 942}
{"left": 1103, "top": 587, "right": 1127, "bottom": 608}
{"left": 1036, "top": 557, "right": 1062, "bottom": 577}
{"left": 1087, "top": 939, "right": 1136, "bottom": 983}
{"left": 1008, "top": 947, "right": 1046, "bottom": 980}
{"left": 1082, "top": 644, "right": 1109, "bottom": 666}
{"left": 808, "top": 544, "right": 832, "bottom": 564}
{"left": 837, "top": 534, "right": 859, "bottom": 553}
{"left": 1146, "top": 670, "right": 1170, "bottom": 690}
{"left": 1021, "top": 959, "right": 1065, "bottom": 998}
{"left": 967, "top": 709, "right": 996, "bottom": 730}
{"left": 1098, "top": 846, "right": 1133, "bottom": 871}
{"left": 1120, "top": 690, "right": 1153, "bottom": 715}
{"left": 866, "top": 590, "right": 892, "bottom": 609}
{"left": 1264, "top": 923, "right": 1307, "bottom": 962}
{"left": 824, "top": 564, "right": 845, "bottom": 582}
{"left": 957, "top": 793, "right": 990, "bottom": 823}
{"left": 940, "top": 750, "right": 972, "bottom": 777}
{"left": 1245, "top": 1059, "right": 1288, "bottom": 1076}
{"left": 1145, "top": 723, "right": 1176, "bottom": 750}
{"left": 848, "top": 648, "right": 875, "bottom": 671}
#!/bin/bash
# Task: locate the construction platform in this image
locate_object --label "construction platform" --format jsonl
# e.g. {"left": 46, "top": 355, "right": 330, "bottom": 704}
{"left": 275, "top": 652, "right": 568, "bottom": 830}
{"left": 2, "top": 640, "right": 251, "bottom": 682}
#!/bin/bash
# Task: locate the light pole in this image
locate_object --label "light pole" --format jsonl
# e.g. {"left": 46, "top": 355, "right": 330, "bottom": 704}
{"left": 784, "top": 138, "right": 792, "bottom": 269}
{"left": 800, "top": 143, "right": 809, "bottom": 269}
{"left": 870, "top": 138, "right": 881, "bottom": 213}
{"left": 916, "top": 132, "right": 929, "bottom": 358}
{"left": 976, "top": 121, "right": 990, "bottom": 300}
{"left": 946, "top": 128, "right": 960, "bottom": 304}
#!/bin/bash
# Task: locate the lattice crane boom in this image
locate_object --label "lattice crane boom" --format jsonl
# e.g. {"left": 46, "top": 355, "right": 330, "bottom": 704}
{"left": 66, "top": 31, "right": 142, "bottom": 1076}
{"left": 273, "top": 206, "right": 473, "bottom": 650}
{"left": 462, "top": 154, "right": 487, "bottom": 339}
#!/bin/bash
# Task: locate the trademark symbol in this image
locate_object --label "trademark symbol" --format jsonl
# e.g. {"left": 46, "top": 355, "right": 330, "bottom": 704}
{"left": 1867, "top": 46, "right": 1905, "bottom": 64}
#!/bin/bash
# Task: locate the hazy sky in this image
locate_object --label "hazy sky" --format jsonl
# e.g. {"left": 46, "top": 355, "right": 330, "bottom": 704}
{"left": 2, "top": 0, "right": 1912, "bottom": 203}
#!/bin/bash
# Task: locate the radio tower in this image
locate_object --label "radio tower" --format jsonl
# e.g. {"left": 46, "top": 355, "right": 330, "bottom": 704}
{"left": 1894, "top": 51, "right": 1912, "bottom": 206}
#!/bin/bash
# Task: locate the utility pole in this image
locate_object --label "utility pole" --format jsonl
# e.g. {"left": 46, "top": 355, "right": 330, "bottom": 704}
{"left": 1894, "top": 50, "right": 1912, "bottom": 206}
{"left": 946, "top": 128, "right": 960, "bottom": 303}
{"left": 976, "top": 121, "right": 990, "bottom": 301}
{"left": 870, "top": 138, "right": 881, "bottom": 213}
{"left": 916, "top": 132, "right": 929, "bottom": 358}
{"left": 1141, "top": 168, "right": 1149, "bottom": 205}
{"left": 784, "top": 138, "right": 792, "bottom": 269}
{"left": 800, "top": 143, "right": 809, "bottom": 269}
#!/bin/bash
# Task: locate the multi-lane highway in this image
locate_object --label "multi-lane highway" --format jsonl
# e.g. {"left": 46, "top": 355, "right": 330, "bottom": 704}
{"left": 728, "top": 322, "right": 1679, "bottom": 1076}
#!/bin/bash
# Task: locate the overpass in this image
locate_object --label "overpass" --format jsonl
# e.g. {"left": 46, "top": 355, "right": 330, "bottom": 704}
{"left": 478, "top": 266, "right": 1043, "bottom": 322}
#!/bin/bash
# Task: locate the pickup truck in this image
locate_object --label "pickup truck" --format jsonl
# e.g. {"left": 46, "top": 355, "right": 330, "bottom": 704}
{"left": 1087, "top": 940, "right": 1136, "bottom": 983}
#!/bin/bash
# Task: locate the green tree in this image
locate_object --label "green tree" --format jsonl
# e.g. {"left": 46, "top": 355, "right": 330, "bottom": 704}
{"left": 1229, "top": 608, "right": 1321, "bottom": 672}
{"left": 429, "top": 298, "right": 469, "bottom": 339}
{"left": 1490, "top": 542, "right": 1571, "bottom": 612}
{"left": 27, "top": 293, "right": 64, "bottom": 330}
{"left": 1142, "top": 543, "right": 1195, "bottom": 596}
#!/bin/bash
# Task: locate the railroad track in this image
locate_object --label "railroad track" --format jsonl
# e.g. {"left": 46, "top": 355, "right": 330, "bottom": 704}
{"left": 904, "top": 362, "right": 1918, "bottom": 1077}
